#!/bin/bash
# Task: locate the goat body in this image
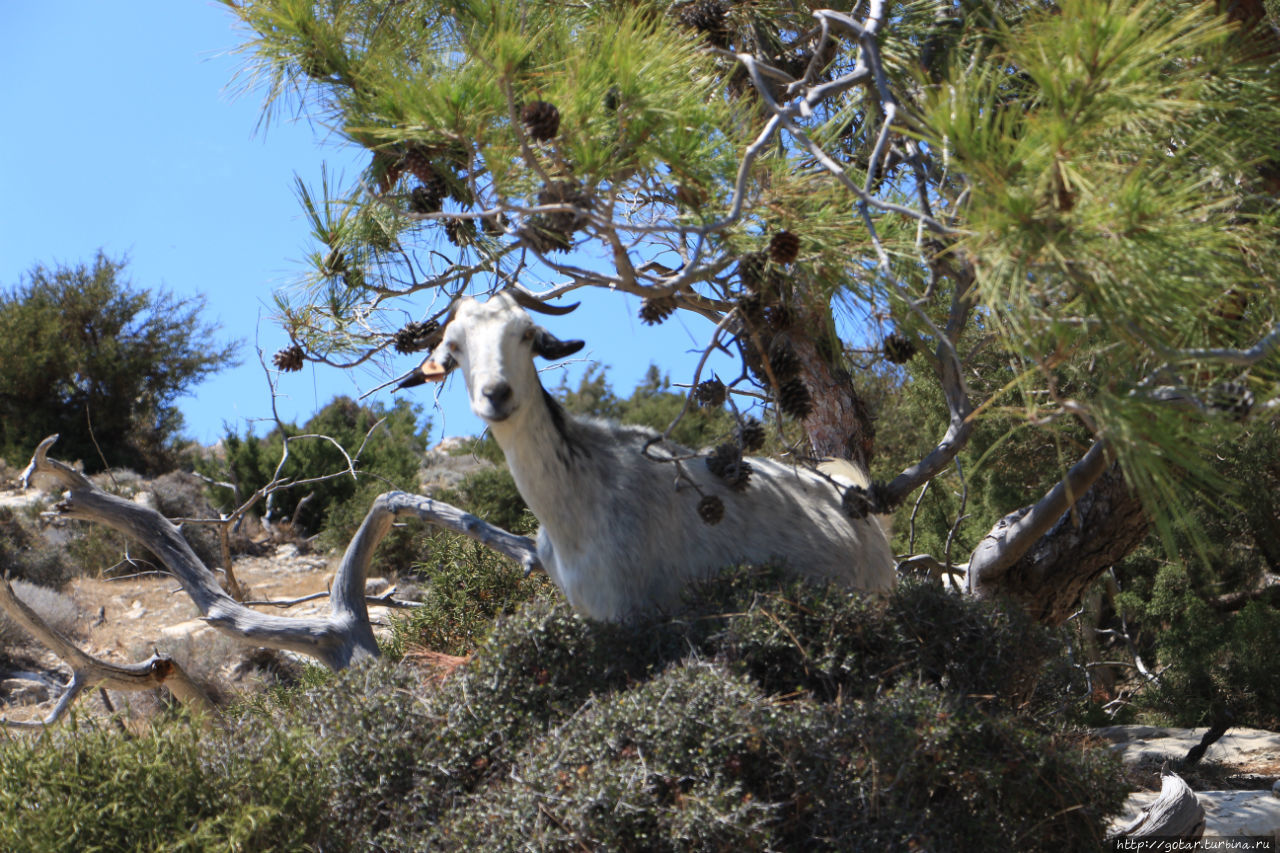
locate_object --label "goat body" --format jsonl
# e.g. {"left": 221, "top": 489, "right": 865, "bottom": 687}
{"left": 403, "top": 292, "right": 896, "bottom": 622}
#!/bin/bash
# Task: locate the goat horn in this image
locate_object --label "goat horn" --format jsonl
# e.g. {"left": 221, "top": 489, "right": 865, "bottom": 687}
{"left": 508, "top": 288, "right": 580, "bottom": 316}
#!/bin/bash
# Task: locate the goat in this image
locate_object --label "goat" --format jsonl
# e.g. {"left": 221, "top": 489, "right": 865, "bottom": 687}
{"left": 399, "top": 291, "right": 896, "bottom": 621}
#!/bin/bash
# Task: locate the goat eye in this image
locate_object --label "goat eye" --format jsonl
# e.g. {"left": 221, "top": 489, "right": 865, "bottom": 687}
{"left": 521, "top": 327, "right": 535, "bottom": 342}
{"left": 447, "top": 341, "right": 460, "bottom": 353}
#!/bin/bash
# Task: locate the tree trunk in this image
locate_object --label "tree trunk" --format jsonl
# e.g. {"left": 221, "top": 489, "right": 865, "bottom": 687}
{"left": 789, "top": 305, "right": 876, "bottom": 469}
{"left": 969, "top": 465, "right": 1149, "bottom": 625}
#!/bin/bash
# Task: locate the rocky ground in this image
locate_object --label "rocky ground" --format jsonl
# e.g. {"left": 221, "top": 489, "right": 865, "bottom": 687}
{"left": 1103, "top": 725, "right": 1280, "bottom": 838}
{"left": 0, "top": 437, "right": 493, "bottom": 726}
{"left": 0, "top": 489, "right": 401, "bottom": 726}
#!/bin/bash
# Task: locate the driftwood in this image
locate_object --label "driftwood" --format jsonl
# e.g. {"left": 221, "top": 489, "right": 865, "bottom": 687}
{"left": 7, "top": 436, "right": 540, "bottom": 682}
{"left": 0, "top": 578, "right": 221, "bottom": 728}
{"left": 1109, "top": 766, "right": 1206, "bottom": 841}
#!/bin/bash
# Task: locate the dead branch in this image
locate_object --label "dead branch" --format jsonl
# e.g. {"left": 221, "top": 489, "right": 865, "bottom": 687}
{"left": 1108, "top": 766, "right": 1205, "bottom": 841}
{"left": 0, "top": 578, "right": 221, "bottom": 729}
{"left": 15, "top": 435, "right": 534, "bottom": 673}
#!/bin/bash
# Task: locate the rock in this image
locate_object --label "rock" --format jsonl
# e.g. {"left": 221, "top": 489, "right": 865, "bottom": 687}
{"left": 160, "top": 620, "right": 214, "bottom": 643}
{"left": 1100, "top": 726, "right": 1280, "bottom": 840}
{"left": 274, "top": 543, "right": 302, "bottom": 560}
{"left": 0, "top": 677, "right": 51, "bottom": 706}
{"left": 365, "top": 577, "right": 391, "bottom": 596}
{"left": 418, "top": 436, "right": 494, "bottom": 493}
{"left": 1095, "top": 725, "right": 1280, "bottom": 768}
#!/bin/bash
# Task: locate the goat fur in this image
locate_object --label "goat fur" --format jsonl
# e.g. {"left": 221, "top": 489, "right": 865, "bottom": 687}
{"left": 405, "top": 292, "right": 896, "bottom": 622}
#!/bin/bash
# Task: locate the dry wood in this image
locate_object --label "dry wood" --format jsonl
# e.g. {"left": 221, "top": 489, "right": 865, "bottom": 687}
{"left": 1109, "top": 767, "right": 1205, "bottom": 841}
{"left": 0, "top": 578, "right": 221, "bottom": 728}
{"left": 14, "top": 435, "right": 540, "bottom": 675}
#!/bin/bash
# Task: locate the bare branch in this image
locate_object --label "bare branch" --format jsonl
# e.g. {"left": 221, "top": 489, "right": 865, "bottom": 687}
{"left": 0, "top": 578, "right": 221, "bottom": 729}
{"left": 967, "top": 441, "right": 1114, "bottom": 589}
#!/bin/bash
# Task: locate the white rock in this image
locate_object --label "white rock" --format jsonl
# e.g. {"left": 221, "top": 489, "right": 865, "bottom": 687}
{"left": 159, "top": 620, "right": 214, "bottom": 642}
{"left": 1095, "top": 725, "right": 1280, "bottom": 767}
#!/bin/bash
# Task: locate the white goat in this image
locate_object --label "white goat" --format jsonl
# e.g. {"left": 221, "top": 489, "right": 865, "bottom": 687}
{"left": 400, "top": 291, "right": 896, "bottom": 621}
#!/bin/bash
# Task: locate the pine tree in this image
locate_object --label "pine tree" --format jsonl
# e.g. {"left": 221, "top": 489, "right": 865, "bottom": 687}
{"left": 225, "top": 0, "right": 1280, "bottom": 621}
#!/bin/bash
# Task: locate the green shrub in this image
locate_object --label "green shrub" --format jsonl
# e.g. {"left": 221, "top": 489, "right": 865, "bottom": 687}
{"left": 297, "top": 571, "right": 1126, "bottom": 851}
{"left": 203, "top": 395, "right": 429, "bottom": 538}
{"left": 0, "top": 253, "right": 236, "bottom": 474}
{"left": 0, "top": 506, "right": 75, "bottom": 589}
{"left": 1106, "top": 419, "right": 1280, "bottom": 729}
{"left": 0, "top": 719, "right": 329, "bottom": 853}
{"left": 0, "top": 579, "right": 81, "bottom": 649}
{"left": 387, "top": 534, "right": 551, "bottom": 656}
{"left": 434, "top": 465, "right": 533, "bottom": 535}
{"left": 0, "top": 571, "right": 1126, "bottom": 851}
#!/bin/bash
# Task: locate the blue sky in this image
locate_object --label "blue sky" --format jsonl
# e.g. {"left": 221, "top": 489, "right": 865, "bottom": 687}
{"left": 0, "top": 1, "right": 723, "bottom": 447}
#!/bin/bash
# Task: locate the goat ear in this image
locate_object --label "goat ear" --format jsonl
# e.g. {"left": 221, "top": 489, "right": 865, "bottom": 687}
{"left": 397, "top": 353, "right": 455, "bottom": 388}
{"left": 532, "top": 328, "right": 585, "bottom": 361}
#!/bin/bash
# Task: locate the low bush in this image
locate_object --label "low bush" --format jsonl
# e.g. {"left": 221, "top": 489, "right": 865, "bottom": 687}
{"left": 202, "top": 395, "right": 429, "bottom": 538}
{"left": 0, "top": 719, "right": 329, "bottom": 853}
{"left": 318, "top": 570, "right": 1127, "bottom": 851}
{"left": 0, "top": 506, "right": 75, "bottom": 589}
{"left": 0, "top": 571, "right": 1128, "bottom": 851}
{"left": 386, "top": 534, "right": 551, "bottom": 657}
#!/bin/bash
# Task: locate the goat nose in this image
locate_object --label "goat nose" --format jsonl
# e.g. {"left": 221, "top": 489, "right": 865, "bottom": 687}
{"left": 482, "top": 380, "right": 513, "bottom": 406}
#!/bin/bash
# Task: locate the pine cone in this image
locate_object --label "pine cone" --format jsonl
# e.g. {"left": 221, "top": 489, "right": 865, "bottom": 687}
{"left": 742, "top": 338, "right": 767, "bottom": 382}
{"left": 373, "top": 151, "right": 404, "bottom": 193}
{"left": 768, "top": 339, "right": 801, "bottom": 382}
{"left": 737, "top": 291, "right": 766, "bottom": 327}
{"left": 639, "top": 295, "right": 677, "bottom": 325}
{"left": 519, "top": 221, "right": 572, "bottom": 253}
{"left": 410, "top": 184, "right": 443, "bottom": 215}
{"left": 520, "top": 181, "right": 591, "bottom": 252}
{"left": 778, "top": 378, "right": 813, "bottom": 419}
{"left": 273, "top": 344, "right": 305, "bottom": 373}
{"left": 1207, "top": 381, "right": 1255, "bottom": 420}
{"left": 322, "top": 248, "right": 347, "bottom": 276}
{"left": 737, "top": 252, "right": 768, "bottom": 290}
{"left": 444, "top": 218, "right": 477, "bottom": 247}
{"left": 695, "top": 377, "right": 727, "bottom": 408}
{"left": 393, "top": 320, "right": 441, "bottom": 354}
{"left": 769, "top": 231, "right": 801, "bottom": 265}
{"left": 401, "top": 147, "right": 437, "bottom": 185}
{"left": 521, "top": 100, "right": 561, "bottom": 141}
{"left": 697, "top": 494, "right": 725, "bottom": 525}
{"left": 737, "top": 417, "right": 765, "bottom": 452}
{"left": 763, "top": 302, "right": 794, "bottom": 332}
{"left": 842, "top": 485, "right": 872, "bottom": 520}
{"left": 884, "top": 332, "right": 917, "bottom": 365}
{"left": 538, "top": 181, "right": 592, "bottom": 232}
{"left": 706, "top": 442, "right": 752, "bottom": 491}
{"left": 679, "top": 0, "right": 730, "bottom": 48}
{"left": 481, "top": 213, "right": 508, "bottom": 236}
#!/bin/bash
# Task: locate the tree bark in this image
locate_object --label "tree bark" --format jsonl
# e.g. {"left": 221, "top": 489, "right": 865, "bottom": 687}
{"left": 1109, "top": 767, "right": 1205, "bottom": 841}
{"left": 968, "top": 464, "right": 1149, "bottom": 625}
{"left": 790, "top": 305, "right": 876, "bottom": 469}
